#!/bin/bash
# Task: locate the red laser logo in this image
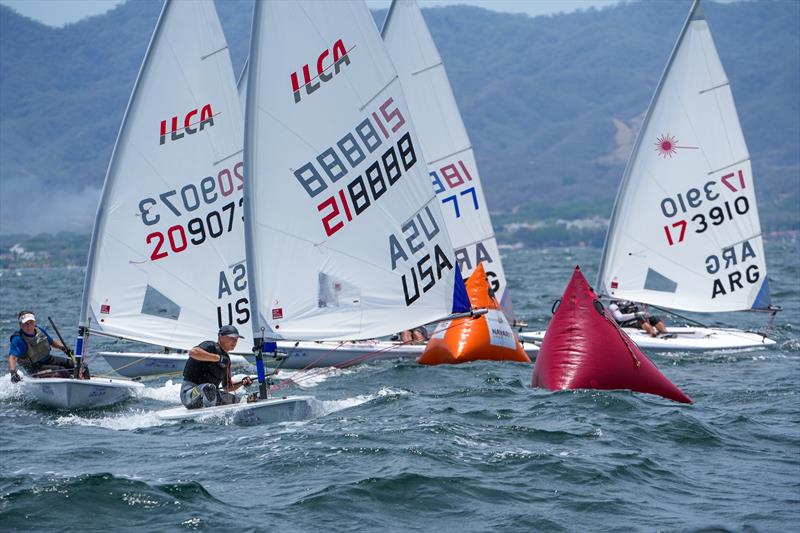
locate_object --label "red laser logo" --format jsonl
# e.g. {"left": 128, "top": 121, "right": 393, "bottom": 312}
{"left": 654, "top": 134, "right": 698, "bottom": 158}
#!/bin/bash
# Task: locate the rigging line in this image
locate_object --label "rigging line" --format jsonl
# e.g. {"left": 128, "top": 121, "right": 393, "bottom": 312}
{"left": 699, "top": 35, "right": 739, "bottom": 167}
{"left": 698, "top": 80, "right": 730, "bottom": 94}
{"left": 427, "top": 146, "right": 472, "bottom": 166}
{"left": 717, "top": 232, "right": 763, "bottom": 250}
{"left": 645, "top": 303, "right": 708, "bottom": 328}
{"left": 213, "top": 149, "right": 243, "bottom": 167}
{"left": 412, "top": 61, "right": 443, "bottom": 77}
{"left": 255, "top": 103, "right": 321, "bottom": 154}
{"left": 201, "top": 45, "right": 228, "bottom": 61}
{"left": 456, "top": 234, "right": 498, "bottom": 249}
{"left": 707, "top": 157, "right": 751, "bottom": 175}
{"left": 358, "top": 75, "right": 399, "bottom": 112}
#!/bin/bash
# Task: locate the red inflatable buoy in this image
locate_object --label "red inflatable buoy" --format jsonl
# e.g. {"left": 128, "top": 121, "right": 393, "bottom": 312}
{"left": 419, "top": 263, "right": 530, "bottom": 365}
{"left": 532, "top": 266, "right": 692, "bottom": 403}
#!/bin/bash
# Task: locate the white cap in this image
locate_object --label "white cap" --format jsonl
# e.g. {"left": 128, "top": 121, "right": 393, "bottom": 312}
{"left": 19, "top": 313, "right": 36, "bottom": 324}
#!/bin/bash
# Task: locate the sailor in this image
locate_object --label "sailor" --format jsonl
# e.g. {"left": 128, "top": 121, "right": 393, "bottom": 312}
{"left": 608, "top": 300, "right": 668, "bottom": 337}
{"left": 180, "top": 325, "right": 253, "bottom": 409}
{"left": 8, "top": 311, "right": 74, "bottom": 382}
{"left": 401, "top": 326, "right": 429, "bottom": 344}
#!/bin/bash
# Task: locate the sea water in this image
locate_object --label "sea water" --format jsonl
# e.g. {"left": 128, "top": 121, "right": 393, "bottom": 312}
{"left": 1, "top": 242, "right": 798, "bottom": 531}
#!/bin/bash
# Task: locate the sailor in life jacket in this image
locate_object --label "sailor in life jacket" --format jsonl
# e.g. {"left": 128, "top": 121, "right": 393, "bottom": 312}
{"left": 608, "top": 300, "right": 668, "bottom": 337}
{"left": 180, "top": 325, "right": 254, "bottom": 409}
{"left": 8, "top": 311, "right": 74, "bottom": 382}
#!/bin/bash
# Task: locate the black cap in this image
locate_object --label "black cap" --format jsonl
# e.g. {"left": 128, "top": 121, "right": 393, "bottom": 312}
{"left": 218, "top": 325, "right": 242, "bottom": 338}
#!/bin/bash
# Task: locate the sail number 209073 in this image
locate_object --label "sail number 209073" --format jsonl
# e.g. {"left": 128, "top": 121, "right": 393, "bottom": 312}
{"left": 139, "top": 162, "right": 244, "bottom": 261}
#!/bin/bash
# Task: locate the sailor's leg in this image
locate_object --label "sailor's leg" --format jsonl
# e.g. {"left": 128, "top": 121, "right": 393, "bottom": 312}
{"left": 181, "top": 382, "right": 220, "bottom": 409}
{"left": 651, "top": 317, "right": 668, "bottom": 334}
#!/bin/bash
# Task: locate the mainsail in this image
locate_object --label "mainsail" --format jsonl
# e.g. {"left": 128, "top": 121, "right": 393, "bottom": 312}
{"left": 597, "top": 0, "right": 769, "bottom": 313}
{"left": 381, "top": 0, "right": 515, "bottom": 321}
{"left": 79, "top": 0, "right": 248, "bottom": 350}
{"left": 244, "top": 0, "right": 468, "bottom": 342}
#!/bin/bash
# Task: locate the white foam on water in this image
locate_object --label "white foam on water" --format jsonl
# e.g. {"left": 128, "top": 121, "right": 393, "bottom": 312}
{"left": 53, "top": 409, "right": 168, "bottom": 430}
{"left": 137, "top": 379, "right": 182, "bottom": 403}
{"left": 314, "top": 386, "right": 408, "bottom": 416}
{"left": 265, "top": 365, "right": 357, "bottom": 391}
{"left": 0, "top": 379, "right": 25, "bottom": 402}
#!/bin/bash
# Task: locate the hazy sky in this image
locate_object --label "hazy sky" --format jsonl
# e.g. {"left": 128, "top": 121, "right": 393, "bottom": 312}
{"left": 0, "top": 0, "right": 625, "bottom": 27}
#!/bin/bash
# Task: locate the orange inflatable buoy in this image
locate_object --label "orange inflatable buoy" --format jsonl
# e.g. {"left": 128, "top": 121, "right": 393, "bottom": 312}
{"left": 419, "top": 263, "right": 531, "bottom": 365}
{"left": 532, "top": 266, "right": 692, "bottom": 403}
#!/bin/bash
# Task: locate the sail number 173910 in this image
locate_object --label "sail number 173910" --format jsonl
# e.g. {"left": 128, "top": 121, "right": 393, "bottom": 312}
{"left": 660, "top": 169, "right": 749, "bottom": 246}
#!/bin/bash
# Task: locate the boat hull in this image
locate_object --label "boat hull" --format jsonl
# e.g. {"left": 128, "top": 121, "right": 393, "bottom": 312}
{"left": 103, "top": 339, "right": 539, "bottom": 377}
{"left": 23, "top": 377, "right": 144, "bottom": 409}
{"left": 520, "top": 326, "right": 775, "bottom": 352}
{"left": 156, "top": 395, "right": 316, "bottom": 426}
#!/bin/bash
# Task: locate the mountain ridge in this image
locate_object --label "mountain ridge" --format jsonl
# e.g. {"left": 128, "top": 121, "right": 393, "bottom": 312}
{"left": 0, "top": 0, "right": 797, "bottom": 236}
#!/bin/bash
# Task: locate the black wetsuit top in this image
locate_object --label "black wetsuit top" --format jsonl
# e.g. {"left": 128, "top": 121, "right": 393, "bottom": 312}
{"left": 182, "top": 340, "right": 231, "bottom": 387}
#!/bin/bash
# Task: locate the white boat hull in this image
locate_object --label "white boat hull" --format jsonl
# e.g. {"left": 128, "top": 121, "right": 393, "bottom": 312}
{"left": 103, "top": 338, "right": 539, "bottom": 378}
{"left": 156, "top": 395, "right": 316, "bottom": 426}
{"left": 519, "top": 326, "right": 775, "bottom": 352}
{"left": 23, "top": 377, "right": 145, "bottom": 409}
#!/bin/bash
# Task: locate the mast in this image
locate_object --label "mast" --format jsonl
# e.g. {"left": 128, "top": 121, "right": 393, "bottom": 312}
{"left": 242, "top": 0, "right": 266, "bottom": 350}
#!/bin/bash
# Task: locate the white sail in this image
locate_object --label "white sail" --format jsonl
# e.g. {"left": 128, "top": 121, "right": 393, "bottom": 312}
{"left": 244, "top": 0, "right": 467, "bottom": 342}
{"left": 597, "top": 0, "right": 769, "bottom": 313}
{"left": 381, "top": 0, "right": 514, "bottom": 320}
{"left": 79, "top": 0, "right": 249, "bottom": 350}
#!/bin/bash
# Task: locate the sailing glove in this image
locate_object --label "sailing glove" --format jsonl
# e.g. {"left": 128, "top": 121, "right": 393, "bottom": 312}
{"left": 635, "top": 311, "right": 646, "bottom": 319}
{"left": 10, "top": 371, "right": 21, "bottom": 383}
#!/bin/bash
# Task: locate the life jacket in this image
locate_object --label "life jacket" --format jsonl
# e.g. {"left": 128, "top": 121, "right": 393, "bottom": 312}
{"left": 616, "top": 301, "right": 638, "bottom": 315}
{"left": 182, "top": 342, "right": 230, "bottom": 387}
{"left": 10, "top": 327, "right": 52, "bottom": 369}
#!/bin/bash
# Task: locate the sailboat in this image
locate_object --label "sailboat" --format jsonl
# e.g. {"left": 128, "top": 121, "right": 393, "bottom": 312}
{"left": 22, "top": 0, "right": 247, "bottom": 409}
{"left": 98, "top": 3, "right": 432, "bottom": 381}
{"left": 381, "top": 0, "right": 536, "bottom": 361}
{"left": 521, "top": 0, "right": 777, "bottom": 352}
{"left": 381, "top": 0, "right": 514, "bottom": 320}
{"left": 104, "top": 1, "right": 537, "bottom": 379}
{"left": 156, "top": 0, "right": 473, "bottom": 422}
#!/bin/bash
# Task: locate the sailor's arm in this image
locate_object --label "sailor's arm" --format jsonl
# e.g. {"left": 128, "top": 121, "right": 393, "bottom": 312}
{"left": 50, "top": 338, "right": 71, "bottom": 355}
{"left": 188, "top": 346, "right": 224, "bottom": 362}
{"left": 8, "top": 355, "right": 21, "bottom": 382}
{"left": 609, "top": 304, "right": 636, "bottom": 323}
{"left": 224, "top": 376, "right": 253, "bottom": 392}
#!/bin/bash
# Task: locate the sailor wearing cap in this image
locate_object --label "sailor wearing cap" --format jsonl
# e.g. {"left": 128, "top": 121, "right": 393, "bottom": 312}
{"left": 179, "top": 325, "right": 254, "bottom": 409}
{"left": 8, "top": 310, "right": 74, "bottom": 382}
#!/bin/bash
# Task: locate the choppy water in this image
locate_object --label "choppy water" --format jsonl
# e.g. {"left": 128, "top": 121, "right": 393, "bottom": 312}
{"left": 1, "top": 243, "right": 798, "bottom": 531}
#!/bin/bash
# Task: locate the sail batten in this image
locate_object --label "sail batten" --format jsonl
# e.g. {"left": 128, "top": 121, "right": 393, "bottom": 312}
{"left": 597, "top": 0, "right": 768, "bottom": 313}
